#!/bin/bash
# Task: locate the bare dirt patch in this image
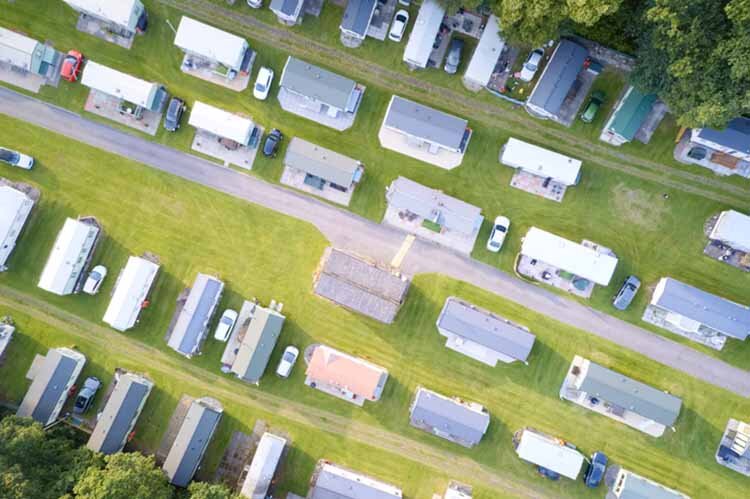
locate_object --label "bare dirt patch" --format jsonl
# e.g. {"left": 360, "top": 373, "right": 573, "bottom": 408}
{"left": 611, "top": 183, "right": 668, "bottom": 228}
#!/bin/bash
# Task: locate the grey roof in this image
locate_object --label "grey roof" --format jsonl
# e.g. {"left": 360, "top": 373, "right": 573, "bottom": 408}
{"left": 270, "top": 0, "right": 302, "bottom": 16}
{"left": 437, "top": 297, "right": 535, "bottom": 362}
{"left": 87, "top": 373, "right": 153, "bottom": 454}
{"left": 410, "top": 387, "right": 490, "bottom": 446}
{"left": 386, "top": 177, "right": 483, "bottom": 236}
{"left": 168, "top": 273, "right": 224, "bottom": 357}
{"left": 284, "top": 138, "right": 360, "bottom": 187}
{"left": 163, "top": 398, "right": 223, "bottom": 487}
{"left": 697, "top": 117, "right": 750, "bottom": 155}
{"left": 617, "top": 471, "right": 688, "bottom": 499}
{"left": 527, "top": 40, "right": 588, "bottom": 116}
{"left": 311, "top": 463, "right": 402, "bottom": 499}
{"left": 240, "top": 432, "right": 286, "bottom": 498}
{"left": 653, "top": 277, "right": 750, "bottom": 340}
{"left": 314, "top": 248, "right": 410, "bottom": 324}
{"left": 579, "top": 361, "right": 682, "bottom": 427}
{"left": 341, "top": 0, "right": 377, "bottom": 37}
{"left": 230, "top": 305, "right": 285, "bottom": 383}
{"left": 280, "top": 57, "right": 356, "bottom": 110}
{"left": 384, "top": 96, "right": 469, "bottom": 150}
{"left": 16, "top": 349, "right": 83, "bottom": 425}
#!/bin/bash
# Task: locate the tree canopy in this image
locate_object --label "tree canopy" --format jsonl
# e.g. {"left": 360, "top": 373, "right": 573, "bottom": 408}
{"left": 73, "top": 453, "right": 173, "bottom": 499}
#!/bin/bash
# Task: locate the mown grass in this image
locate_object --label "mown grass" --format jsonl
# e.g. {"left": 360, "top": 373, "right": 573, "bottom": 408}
{"left": 0, "top": 116, "right": 749, "bottom": 498}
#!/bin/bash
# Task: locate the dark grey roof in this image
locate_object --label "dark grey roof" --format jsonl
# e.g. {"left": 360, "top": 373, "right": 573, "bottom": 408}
{"left": 163, "top": 398, "right": 223, "bottom": 487}
{"left": 653, "top": 277, "right": 750, "bottom": 340}
{"left": 409, "top": 387, "right": 490, "bottom": 446}
{"left": 231, "top": 306, "right": 285, "bottom": 383}
{"left": 270, "top": 0, "right": 302, "bottom": 16}
{"left": 579, "top": 361, "right": 682, "bottom": 427}
{"left": 437, "top": 297, "right": 535, "bottom": 362}
{"left": 284, "top": 138, "right": 360, "bottom": 187}
{"left": 87, "top": 374, "right": 152, "bottom": 455}
{"left": 384, "top": 96, "right": 468, "bottom": 150}
{"left": 168, "top": 273, "right": 224, "bottom": 356}
{"left": 16, "top": 349, "right": 82, "bottom": 425}
{"left": 280, "top": 57, "right": 356, "bottom": 110}
{"left": 341, "top": 0, "right": 377, "bottom": 37}
{"left": 527, "top": 40, "right": 588, "bottom": 116}
{"left": 311, "top": 463, "right": 402, "bottom": 499}
{"left": 697, "top": 117, "right": 750, "bottom": 155}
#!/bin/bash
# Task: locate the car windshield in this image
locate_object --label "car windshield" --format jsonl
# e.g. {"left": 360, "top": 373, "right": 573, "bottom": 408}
{"left": 283, "top": 351, "right": 296, "bottom": 362}
{"left": 254, "top": 82, "right": 266, "bottom": 92}
{"left": 396, "top": 14, "right": 407, "bottom": 21}
{"left": 0, "top": 149, "right": 19, "bottom": 163}
{"left": 525, "top": 61, "right": 538, "bottom": 71}
{"left": 221, "top": 316, "right": 234, "bottom": 325}
{"left": 64, "top": 55, "right": 77, "bottom": 64}
{"left": 495, "top": 225, "right": 507, "bottom": 233}
{"left": 74, "top": 397, "right": 85, "bottom": 408}
{"left": 89, "top": 271, "right": 102, "bottom": 280}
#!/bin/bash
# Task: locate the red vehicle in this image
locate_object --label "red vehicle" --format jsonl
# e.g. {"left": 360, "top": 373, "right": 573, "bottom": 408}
{"left": 60, "top": 50, "right": 83, "bottom": 82}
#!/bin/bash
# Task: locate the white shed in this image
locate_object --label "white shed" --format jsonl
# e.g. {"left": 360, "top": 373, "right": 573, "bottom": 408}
{"left": 103, "top": 256, "right": 160, "bottom": 331}
{"left": 63, "top": 0, "right": 146, "bottom": 35}
{"left": 38, "top": 218, "right": 100, "bottom": 296}
{"left": 462, "top": 15, "right": 505, "bottom": 90}
{"left": 188, "top": 101, "right": 255, "bottom": 145}
{"left": 0, "top": 185, "right": 34, "bottom": 270}
{"left": 81, "top": 61, "right": 160, "bottom": 109}
{"left": 240, "top": 433, "right": 287, "bottom": 499}
{"left": 500, "top": 138, "right": 582, "bottom": 186}
{"left": 174, "top": 16, "right": 249, "bottom": 71}
{"left": 402, "top": 0, "right": 445, "bottom": 69}
{"left": 709, "top": 210, "right": 750, "bottom": 253}
{"left": 520, "top": 227, "right": 618, "bottom": 286}
{"left": 515, "top": 429, "right": 584, "bottom": 480}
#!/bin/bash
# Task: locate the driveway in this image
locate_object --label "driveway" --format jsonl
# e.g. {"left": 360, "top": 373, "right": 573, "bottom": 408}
{"left": 1, "top": 86, "right": 749, "bottom": 398}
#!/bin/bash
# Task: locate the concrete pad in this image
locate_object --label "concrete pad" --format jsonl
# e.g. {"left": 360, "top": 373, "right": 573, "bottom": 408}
{"left": 516, "top": 254, "right": 595, "bottom": 299}
{"left": 0, "top": 62, "right": 45, "bottom": 93}
{"left": 84, "top": 89, "right": 162, "bottom": 136}
{"left": 180, "top": 54, "right": 251, "bottom": 92}
{"left": 191, "top": 128, "right": 263, "bottom": 170}
{"left": 76, "top": 15, "right": 135, "bottom": 49}
{"left": 277, "top": 87, "right": 361, "bottom": 131}
{"left": 378, "top": 125, "right": 466, "bottom": 169}
{"left": 642, "top": 305, "right": 727, "bottom": 350}
{"left": 509, "top": 170, "right": 567, "bottom": 202}
{"left": 280, "top": 166, "right": 355, "bottom": 206}
{"left": 382, "top": 204, "right": 477, "bottom": 254}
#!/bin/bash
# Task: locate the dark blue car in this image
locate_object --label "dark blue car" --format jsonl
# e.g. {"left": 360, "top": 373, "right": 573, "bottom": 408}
{"left": 583, "top": 451, "right": 608, "bottom": 487}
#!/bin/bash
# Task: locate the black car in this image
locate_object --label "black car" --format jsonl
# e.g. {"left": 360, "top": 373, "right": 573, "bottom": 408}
{"left": 583, "top": 451, "right": 608, "bottom": 488}
{"left": 263, "top": 128, "right": 283, "bottom": 157}
{"left": 163, "top": 97, "right": 185, "bottom": 132}
{"left": 612, "top": 275, "right": 641, "bottom": 311}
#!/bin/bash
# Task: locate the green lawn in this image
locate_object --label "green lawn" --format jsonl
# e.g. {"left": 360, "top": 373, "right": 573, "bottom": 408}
{"left": 1, "top": 115, "right": 750, "bottom": 498}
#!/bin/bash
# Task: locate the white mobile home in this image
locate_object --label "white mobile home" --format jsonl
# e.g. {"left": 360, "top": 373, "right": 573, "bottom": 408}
{"left": 64, "top": 0, "right": 147, "bottom": 37}
{"left": 500, "top": 138, "right": 582, "bottom": 187}
{"left": 0, "top": 184, "right": 35, "bottom": 271}
{"left": 174, "top": 17, "right": 250, "bottom": 74}
{"left": 514, "top": 428, "right": 584, "bottom": 480}
{"left": 0, "top": 27, "right": 59, "bottom": 77}
{"left": 103, "top": 256, "right": 160, "bottom": 331}
{"left": 38, "top": 218, "right": 100, "bottom": 296}
{"left": 240, "top": 433, "right": 287, "bottom": 499}
{"left": 81, "top": 61, "right": 164, "bottom": 112}
{"left": 188, "top": 101, "right": 256, "bottom": 146}
{"left": 462, "top": 15, "right": 505, "bottom": 91}
{"left": 709, "top": 210, "right": 750, "bottom": 253}
{"left": 403, "top": 0, "right": 445, "bottom": 69}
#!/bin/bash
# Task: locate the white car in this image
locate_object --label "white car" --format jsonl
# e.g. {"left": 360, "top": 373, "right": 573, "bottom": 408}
{"left": 389, "top": 10, "right": 409, "bottom": 42}
{"left": 214, "top": 309, "right": 238, "bottom": 342}
{"left": 82, "top": 265, "right": 107, "bottom": 295}
{"left": 246, "top": 0, "right": 262, "bottom": 7}
{"left": 519, "top": 49, "right": 544, "bottom": 82}
{"left": 275, "top": 345, "right": 299, "bottom": 378}
{"left": 486, "top": 216, "right": 510, "bottom": 252}
{"left": 253, "top": 66, "right": 274, "bottom": 100}
{"left": 0, "top": 147, "right": 34, "bottom": 170}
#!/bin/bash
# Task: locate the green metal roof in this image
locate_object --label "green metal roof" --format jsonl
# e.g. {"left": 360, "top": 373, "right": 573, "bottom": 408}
{"left": 607, "top": 86, "right": 657, "bottom": 141}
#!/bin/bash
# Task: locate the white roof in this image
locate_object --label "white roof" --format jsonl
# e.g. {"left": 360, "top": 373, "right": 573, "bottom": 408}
{"left": 174, "top": 16, "right": 248, "bottom": 70}
{"left": 188, "top": 101, "right": 254, "bottom": 145}
{"left": 515, "top": 430, "right": 584, "bottom": 480}
{"left": 402, "top": 0, "right": 445, "bottom": 68}
{"left": 0, "top": 27, "right": 39, "bottom": 70}
{"left": 81, "top": 61, "right": 158, "bottom": 108}
{"left": 709, "top": 210, "right": 750, "bottom": 253}
{"left": 103, "top": 256, "right": 160, "bottom": 332}
{"left": 520, "top": 227, "right": 618, "bottom": 286}
{"left": 463, "top": 15, "right": 505, "bottom": 87}
{"left": 38, "top": 218, "right": 100, "bottom": 296}
{"left": 64, "top": 0, "right": 143, "bottom": 32}
{"left": 500, "top": 138, "right": 582, "bottom": 186}
{"left": 240, "top": 433, "right": 286, "bottom": 499}
{"left": 0, "top": 185, "right": 34, "bottom": 267}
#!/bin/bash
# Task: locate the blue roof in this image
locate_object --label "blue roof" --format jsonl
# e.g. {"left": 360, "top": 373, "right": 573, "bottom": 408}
{"left": 168, "top": 274, "right": 224, "bottom": 357}
{"left": 17, "top": 350, "right": 81, "bottom": 425}
{"left": 341, "top": 0, "right": 377, "bottom": 37}
{"left": 527, "top": 40, "right": 588, "bottom": 116}
{"left": 697, "top": 118, "right": 750, "bottom": 155}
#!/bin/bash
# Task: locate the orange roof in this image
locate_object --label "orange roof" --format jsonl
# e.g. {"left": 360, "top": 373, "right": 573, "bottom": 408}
{"left": 306, "top": 346, "right": 385, "bottom": 400}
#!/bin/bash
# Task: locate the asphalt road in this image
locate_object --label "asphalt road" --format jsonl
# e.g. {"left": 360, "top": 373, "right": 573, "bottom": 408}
{"left": 2, "top": 86, "right": 749, "bottom": 398}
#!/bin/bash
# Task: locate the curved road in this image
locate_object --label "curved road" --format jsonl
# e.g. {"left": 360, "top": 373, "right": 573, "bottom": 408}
{"left": 2, "top": 86, "right": 749, "bottom": 398}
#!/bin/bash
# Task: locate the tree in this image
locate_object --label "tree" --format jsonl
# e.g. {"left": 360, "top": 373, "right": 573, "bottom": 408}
{"left": 73, "top": 452, "right": 174, "bottom": 499}
{"left": 184, "top": 482, "right": 241, "bottom": 499}
{"left": 631, "top": 0, "right": 750, "bottom": 128}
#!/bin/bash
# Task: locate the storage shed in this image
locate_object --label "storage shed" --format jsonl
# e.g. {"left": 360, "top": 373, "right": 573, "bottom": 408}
{"left": 173, "top": 17, "right": 250, "bottom": 72}
{"left": 239, "top": 432, "right": 287, "bottom": 499}
{"left": 103, "top": 256, "right": 160, "bottom": 331}
{"left": 38, "top": 217, "right": 100, "bottom": 296}
{"left": 167, "top": 273, "right": 224, "bottom": 358}
{"left": 0, "top": 184, "right": 35, "bottom": 271}
{"left": 188, "top": 101, "right": 256, "bottom": 146}
{"left": 500, "top": 138, "right": 582, "bottom": 186}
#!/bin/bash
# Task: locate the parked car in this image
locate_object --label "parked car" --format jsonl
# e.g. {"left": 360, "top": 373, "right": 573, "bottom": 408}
{"left": 253, "top": 66, "right": 274, "bottom": 100}
{"left": 397, "top": 0, "right": 410, "bottom": 5}
{"left": 388, "top": 10, "right": 409, "bottom": 43}
{"left": 0, "top": 147, "right": 34, "bottom": 170}
{"left": 214, "top": 309, "right": 238, "bottom": 342}
{"left": 73, "top": 377, "right": 101, "bottom": 414}
{"left": 60, "top": 50, "right": 83, "bottom": 82}
{"left": 580, "top": 91, "right": 605, "bottom": 123}
{"left": 82, "top": 265, "right": 107, "bottom": 295}
{"left": 486, "top": 216, "right": 510, "bottom": 252}
{"left": 613, "top": 275, "right": 641, "bottom": 310}
{"left": 163, "top": 97, "right": 186, "bottom": 132}
{"left": 246, "top": 0, "right": 263, "bottom": 7}
{"left": 537, "top": 466, "right": 560, "bottom": 481}
{"left": 583, "top": 451, "right": 608, "bottom": 488}
{"left": 519, "top": 48, "right": 544, "bottom": 82}
{"left": 276, "top": 345, "right": 299, "bottom": 378}
{"left": 263, "top": 129, "right": 283, "bottom": 157}
{"left": 444, "top": 38, "right": 465, "bottom": 74}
